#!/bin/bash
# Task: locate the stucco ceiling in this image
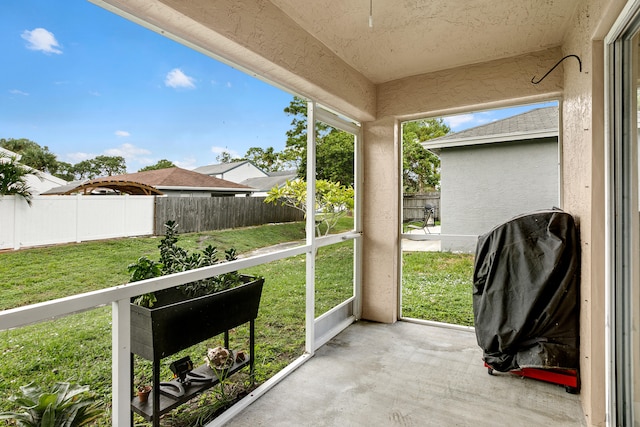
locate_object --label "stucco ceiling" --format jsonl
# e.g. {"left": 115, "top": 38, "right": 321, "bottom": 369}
{"left": 269, "top": 0, "right": 582, "bottom": 84}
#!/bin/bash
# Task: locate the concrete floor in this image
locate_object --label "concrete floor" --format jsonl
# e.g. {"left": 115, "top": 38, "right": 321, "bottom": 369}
{"left": 401, "top": 226, "right": 441, "bottom": 252}
{"left": 226, "top": 321, "right": 585, "bottom": 427}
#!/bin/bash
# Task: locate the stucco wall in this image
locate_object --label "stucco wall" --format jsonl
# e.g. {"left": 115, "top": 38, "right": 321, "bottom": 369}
{"left": 361, "top": 116, "right": 400, "bottom": 323}
{"left": 439, "top": 138, "right": 559, "bottom": 252}
{"left": 377, "top": 48, "right": 564, "bottom": 120}
{"left": 560, "top": 0, "right": 626, "bottom": 424}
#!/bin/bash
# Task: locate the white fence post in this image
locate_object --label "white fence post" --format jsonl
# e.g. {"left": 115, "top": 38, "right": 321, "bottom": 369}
{"left": 13, "top": 196, "right": 21, "bottom": 250}
{"left": 76, "top": 194, "right": 82, "bottom": 243}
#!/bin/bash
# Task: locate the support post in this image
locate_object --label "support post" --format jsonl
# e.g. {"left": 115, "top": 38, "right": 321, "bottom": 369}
{"left": 112, "top": 299, "right": 132, "bottom": 427}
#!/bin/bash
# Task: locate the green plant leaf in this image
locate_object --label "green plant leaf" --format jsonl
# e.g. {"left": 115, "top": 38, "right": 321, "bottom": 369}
{"left": 40, "top": 404, "right": 55, "bottom": 427}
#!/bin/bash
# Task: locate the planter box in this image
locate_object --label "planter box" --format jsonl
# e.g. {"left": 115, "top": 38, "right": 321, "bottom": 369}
{"left": 131, "top": 275, "right": 264, "bottom": 360}
{"left": 129, "top": 275, "right": 264, "bottom": 424}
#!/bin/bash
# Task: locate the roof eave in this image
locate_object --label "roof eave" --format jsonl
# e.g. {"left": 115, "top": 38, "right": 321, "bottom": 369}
{"left": 156, "top": 186, "right": 254, "bottom": 192}
{"left": 422, "top": 129, "right": 558, "bottom": 150}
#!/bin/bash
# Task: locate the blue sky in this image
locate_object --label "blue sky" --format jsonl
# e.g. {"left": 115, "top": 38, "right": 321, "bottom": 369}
{"left": 1, "top": 0, "right": 556, "bottom": 173}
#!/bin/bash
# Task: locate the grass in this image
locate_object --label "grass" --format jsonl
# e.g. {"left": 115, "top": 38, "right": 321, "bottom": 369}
{"left": 0, "top": 219, "right": 354, "bottom": 425}
{"left": 401, "top": 251, "right": 475, "bottom": 326}
{"left": 0, "top": 219, "right": 475, "bottom": 425}
{"left": 0, "top": 220, "right": 345, "bottom": 311}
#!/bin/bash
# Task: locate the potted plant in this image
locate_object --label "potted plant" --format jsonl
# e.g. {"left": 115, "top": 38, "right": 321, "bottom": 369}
{"left": 128, "top": 221, "right": 253, "bottom": 308}
{"left": 128, "top": 221, "right": 264, "bottom": 424}
{"left": 128, "top": 221, "right": 264, "bottom": 359}
{"left": 135, "top": 375, "right": 152, "bottom": 403}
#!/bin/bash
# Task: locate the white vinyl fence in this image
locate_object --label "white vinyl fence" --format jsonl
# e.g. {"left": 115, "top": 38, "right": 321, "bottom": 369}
{"left": 0, "top": 195, "right": 154, "bottom": 250}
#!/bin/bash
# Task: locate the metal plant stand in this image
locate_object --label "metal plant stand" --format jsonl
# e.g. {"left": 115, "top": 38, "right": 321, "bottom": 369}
{"left": 129, "top": 277, "right": 264, "bottom": 426}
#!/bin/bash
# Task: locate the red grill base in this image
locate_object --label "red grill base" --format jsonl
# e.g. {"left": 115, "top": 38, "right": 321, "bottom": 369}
{"left": 484, "top": 362, "right": 579, "bottom": 393}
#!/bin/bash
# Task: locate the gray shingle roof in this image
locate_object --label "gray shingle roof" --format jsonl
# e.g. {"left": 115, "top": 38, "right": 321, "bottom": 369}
{"left": 241, "top": 172, "right": 298, "bottom": 192}
{"left": 267, "top": 169, "right": 298, "bottom": 177}
{"left": 193, "top": 161, "right": 251, "bottom": 175}
{"left": 423, "top": 106, "right": 558, "bottom": 150}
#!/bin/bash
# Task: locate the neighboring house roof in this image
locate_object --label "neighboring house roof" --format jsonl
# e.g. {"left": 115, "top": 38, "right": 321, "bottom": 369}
{"left": 423, "top": 106, "right": 559, "bottom": 150}
{"left": 267, "top": 170, "right": 299, "bottom": 177}
{"left": 193, "top": 160, "right": 266, "bottom": 176}
{"left": 240, "top": 171, "right": 298, "bottom": 192}
{"left": 42, "top": 167, "right": 255, "bottom": 195}
{"left": 41, "top": 180, "right": 89, "bottom": 195}
{"left": 42, "top": 179, "right": 164, "bottom": 196}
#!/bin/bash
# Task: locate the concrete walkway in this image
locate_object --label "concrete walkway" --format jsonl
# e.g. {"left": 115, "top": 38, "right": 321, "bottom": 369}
{"left": 402, "top": 226, "right": 441, "bottom": 252}
{"left": 227, "top": 321, "right": 585, "bottom": 427}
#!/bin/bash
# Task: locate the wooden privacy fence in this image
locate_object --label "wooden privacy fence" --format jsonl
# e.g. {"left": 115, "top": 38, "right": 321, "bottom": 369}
{"left": 403, "top": 192, "right": 441, "bottom": 222}
{"left": 154, "top": 196, "right": 304, "bottom": 234}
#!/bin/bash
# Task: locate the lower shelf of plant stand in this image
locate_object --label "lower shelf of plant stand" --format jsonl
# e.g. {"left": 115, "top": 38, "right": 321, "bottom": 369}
{"left": 131, "top": 358, "right": 250, "bottom": 421}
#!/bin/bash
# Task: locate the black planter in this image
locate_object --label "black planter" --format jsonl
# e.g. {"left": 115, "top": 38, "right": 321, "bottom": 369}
{"left": 131, "top": 275, "right": 263, "bottom": 360}
{"left": 130, "top": 275, "right": 264, "bottom": 424}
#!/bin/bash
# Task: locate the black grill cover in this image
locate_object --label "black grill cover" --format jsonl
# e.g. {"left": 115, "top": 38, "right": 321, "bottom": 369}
{"left": 472, "top": 209, "right": 579, "bottom": 372}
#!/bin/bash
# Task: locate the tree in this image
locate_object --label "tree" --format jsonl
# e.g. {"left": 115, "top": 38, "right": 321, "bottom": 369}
{"left": 138, "top": 159, "right": 176, "bottom": 172}
{"left": 283, "top": 96, "right": 354, "bottom": 185}
{"left": 265, "top": 179, "right": 354, "bottom": 236}
{"left": 242, "top": 147, "right": 284, "bottom": 172}
{"left": 402, "top": 118, "right": 450, "bottom": 192}
{"left": 315, "top": 130, "right": 354, "bottom": 185}
{"left": 216, "top": 151, "right": 238, "bottom": 164}
{"left": 0, "top": 154, "right": 39, "bottom": 206}
{"left": 93, "top": 155, "right": 126, "bottom": 176}
{"left": 73, "top": 159, "right": 101, "bottom": 180}
{"left": 0, "top": 138, "right": 58, "bottom": 174}
{"left": 0, "top": 138, "right": 129, "bottom": 181}
{"left": 55, "top": 161, "right": 76, "bottom": 182}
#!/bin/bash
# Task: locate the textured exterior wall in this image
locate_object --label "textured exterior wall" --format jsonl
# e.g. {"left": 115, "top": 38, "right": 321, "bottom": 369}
{"left": 361, "top": 117, "right": 399, "bottom": 323}
{"left": 439, "top": 138, "right": 559, "bottom": 252}
{"left": 377, "top": 48, "right": 564, "bottom": 120}
{"left": 561, "top": 0, "right": 626, "bottom": 424}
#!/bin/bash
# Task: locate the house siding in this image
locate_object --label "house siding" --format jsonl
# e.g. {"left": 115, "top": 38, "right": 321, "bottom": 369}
{"left": 439, "top": 138, "right": 559, "bottom": 252}
{"left": 221, "top": 162, "right": 267, "bottom": 183}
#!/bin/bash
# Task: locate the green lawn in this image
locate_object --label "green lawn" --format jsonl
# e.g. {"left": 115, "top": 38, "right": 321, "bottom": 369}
{"left": 0, "top": 220, "right": 475, "bottom": 425}
{"left": 401, "top": 251, "right": 475, "bottom": 326}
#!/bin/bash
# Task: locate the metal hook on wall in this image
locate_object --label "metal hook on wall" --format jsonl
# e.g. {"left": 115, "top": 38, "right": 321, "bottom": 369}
{"left": 531, "top": 54, "right": 582, "bottom": 85}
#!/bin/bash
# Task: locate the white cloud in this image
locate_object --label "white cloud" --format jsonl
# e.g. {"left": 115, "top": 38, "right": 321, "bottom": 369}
{"left": 210, "top": 146, "right": 240, "bottom": 158}
{"left": 64, "top": 152, "right": 95, "bottom": 163}
{"left": 443, "top": 114, "right": 475, "bottom": 130}
{"left": 21, "top": 28, "right": 62, "bottom": 54}
{"left": 9, "top": 89, "right": 29, "bottom": 96}
{"left": 104, "top": 143, "right": 150, "bottom": 159}
{"left": 115, "top": 130, "right": 130, "bottom": 137}
{"left": 164, "top": 68, "right": 196, "bottom": 89}
{"left": 174, "top": 157, "right": 197, "bottom": 170}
